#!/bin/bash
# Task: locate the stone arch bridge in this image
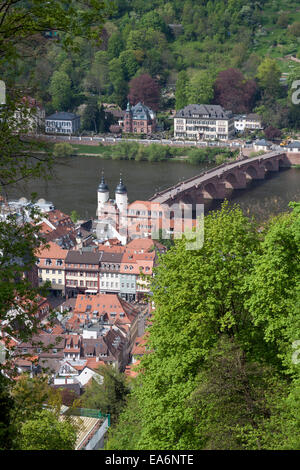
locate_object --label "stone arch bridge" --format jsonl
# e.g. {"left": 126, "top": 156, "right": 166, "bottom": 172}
{"left": 149, "top": 151, "right": 294, "bottom": 207}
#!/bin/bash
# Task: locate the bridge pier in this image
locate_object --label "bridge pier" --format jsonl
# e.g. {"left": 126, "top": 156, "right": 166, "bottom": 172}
{"left": 245, "top": 164, "right": 265, "bottom": 180}
{"left": 201, "top": 182, "right": 227, "bottom": 199}
{"left": 148, "top": 151, "right": 291, "bottom": 207}
{"left": 261, "top": 159, "right": 279, "bottom": 172}
{"left": 222, "top": 170, "right": 247, "bottom": 189}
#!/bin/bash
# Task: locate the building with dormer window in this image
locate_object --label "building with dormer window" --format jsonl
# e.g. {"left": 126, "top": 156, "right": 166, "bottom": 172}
{"left": 123, "top": 102, "right": 156, "bottom": 134}
{"left": 174, "top": 104, "right": 235, "bottom": 141}
{"left": 45, "top": 112, "right": 80, "bottom": 135}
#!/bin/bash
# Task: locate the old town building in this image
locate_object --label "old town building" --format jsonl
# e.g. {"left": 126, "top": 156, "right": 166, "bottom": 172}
{"left": 65, "top": 251, "right": 102, "bottom": 297}
{"left": 36, "top": 241, "right": 68, "bottom": 296}
{"left": 123, "top": 102, "right": 156, "bottom": 135}
{"left": 174, "top": 104, "right": 235, "bottom": 141}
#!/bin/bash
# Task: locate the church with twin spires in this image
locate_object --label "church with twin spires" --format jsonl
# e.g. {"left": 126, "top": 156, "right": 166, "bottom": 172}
{"left": 96, "top": 172, "right": 167, "bottom": 244}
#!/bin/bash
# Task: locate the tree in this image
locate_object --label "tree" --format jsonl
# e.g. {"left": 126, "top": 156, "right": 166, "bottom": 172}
{"left": 289, "top": 22, "right": 300, "bottom": 38}
{"left": 53, "top": 142, "right": 76, "bottom": 158}
{"left": 277, "top": 13, "right": 290, "bottom": 28}
{"left": 107, "top": 31, "right": 124, "bottom": 59}
{"left": 128, "top": 202, "right": 262, "bottom": 450}
{"left": 128, "top": 74, "right": 161, "bottom": 111}
{"left": 264, "top": 126, "right": 281, "bottom": 141}
{"left": 108, "top": 202, "right": 300, "bottom": 450}
{"left": 187, "top": 70, "right": 215, "bottom": 105}
{"left": 119, "top": 50, "right": 139, "bottom": 80}
{"left": 245, "top": 203, "right": 300, "bottom": 372}
{"left": 0, "top": 375, "right": 15, "bottom": 450}
{"left": 70, "top": 210, "right": 80, "bottom": 223}
{"left": 18, "top": 410, "right": 77, "bottom": 450}
{"left": 256, "top": 58, "right": 281, "bottom": 99}
{"left": 81, "top": 98, "right": 103, "bottom": 133}
{"left": 49, "top": 71, "right": 73, "bottom": 111}
{"left": 175, "top": 71, "right": 189, "bottom": 110}
{"left": 81, "top": 364, "right": 130, "bottom": 424}
{"left": 83, "top": 51, "right": 109, "bottom": 95}
{"left": 0, "top": 1, "right": 108, "bottom": 63}
{"left": 0, "top": 0, "right": 107, "bottom": 449}
{"left": 105, "top": 393, "right": 143, "bottom": 450}
{"left": 189, "top": 336, "right": 288, "bottom": 450}
{"left": 214, "top": 68, "right": 257, "bottom": 113}
{"left": 108, "top": 57, "right": 128, "bottom": 108}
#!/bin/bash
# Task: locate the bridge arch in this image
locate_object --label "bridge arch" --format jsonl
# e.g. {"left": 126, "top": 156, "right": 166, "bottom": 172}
{"left": 245, "top": 164, "right": 258, "bottom": 179}
{"left": 203, "top": 182, "right": 218, "bottom": 199}
{"left": 224, "top": 172, "right": 239, "bottom": 189}
{"left": 278, "top": 157, "right": 287, "bottom": 168}
{"left": 263, "top": 160, "right": 274, "bottom": 172}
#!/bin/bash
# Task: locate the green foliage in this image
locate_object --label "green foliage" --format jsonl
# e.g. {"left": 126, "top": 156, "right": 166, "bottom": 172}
{"left": 0, "top": 0, "right": 107, "bottom": 451}
{"left": 53, "top": 142, "right": 77, "bottom": 158}
{"left": 128, "top": 203, "right": 261, "bottom": 449}
{"left": 189, "top": 336, "right": 288, "bottom": 450}
{"left": 4, "top": 0, "right": 300, "bottom": 133}
{"left": 245, "top": 203, "right": 300, "bottom": 371}
{"left": 108, "top": 200, "right": 300, "bottom": 450}
{"left": 18, "top": 410, "right": 77, "bottom": 450}
{"left": 81, "top": 100, "right": 108, "bottom": 133}
{"left": 49, "top": 71, "right": 73, "bottom": 111}
{"left": 256, "top": 58, "right": 282, "bottom": 98}
{"left": 105, "top": 394, "right": 143, "bottom": 450}
{"left": 0, "top": 0, "right": 108, "bottom": 62}
{"left": 81, "top": 364, "right": 130, "bottom": 424}
{"left": 70, "top": 210, "right": 80, "bottom": 223}
{"left": 187, "top": 70, "right": 215, "bottom": 105}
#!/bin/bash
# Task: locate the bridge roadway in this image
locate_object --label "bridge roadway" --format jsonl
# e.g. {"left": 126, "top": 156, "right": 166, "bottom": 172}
{"left": 148, "top": 151, "right": 290, "bottom": 206}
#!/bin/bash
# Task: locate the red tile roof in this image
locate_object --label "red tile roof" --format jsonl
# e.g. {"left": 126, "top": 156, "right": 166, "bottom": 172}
{"left": 37, "top": 241, "right": 68, "bottom": 261}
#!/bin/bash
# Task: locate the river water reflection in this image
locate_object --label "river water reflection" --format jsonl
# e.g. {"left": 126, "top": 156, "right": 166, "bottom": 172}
{"left": 6, "top": 155, "right": 300, "bottom": 222}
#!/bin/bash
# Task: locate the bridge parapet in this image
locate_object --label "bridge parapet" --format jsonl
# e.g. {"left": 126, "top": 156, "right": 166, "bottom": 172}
{"left": 149, "top": 150, "right": 290, "bottom": 205}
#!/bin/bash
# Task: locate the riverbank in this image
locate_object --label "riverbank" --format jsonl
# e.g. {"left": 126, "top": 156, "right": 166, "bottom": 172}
{"left": 68, "top": 142, "right": 239, "bottom": 165}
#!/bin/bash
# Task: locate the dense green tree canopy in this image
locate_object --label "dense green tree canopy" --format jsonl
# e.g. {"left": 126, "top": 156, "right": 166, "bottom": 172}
{"left": 107, "top": 201, "right": 300, "bottom": 450}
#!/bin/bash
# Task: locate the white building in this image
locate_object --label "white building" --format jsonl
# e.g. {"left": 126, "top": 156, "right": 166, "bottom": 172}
{"left": 45, "top": 112, "right": 80, "bottom": 135}
{"left": 13, "top": 96, "right": 45, "bottom": 133}
{"left": 96, "top": 174, "right": 128, "bottom": 245}
{"left": 234, "top": 113, "right": 263, "bottom": 132}
{"left": 284, "top": 141, "right": 300, "bottom": 152}
{"left": 253, "top": 139, "right": 272, "bottom": 152}
{"left": 174, "top": 104, "right": 235, "bottom": 141}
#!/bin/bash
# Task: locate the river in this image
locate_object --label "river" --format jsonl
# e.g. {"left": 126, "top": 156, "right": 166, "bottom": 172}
{"left": 5, "top": 155, "right": 300, "bottom": 222}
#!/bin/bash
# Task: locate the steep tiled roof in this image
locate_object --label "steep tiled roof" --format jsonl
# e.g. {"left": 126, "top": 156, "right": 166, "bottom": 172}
{"left": 66, "top": 250, "right": 102, "bottom": 265}
{"left": 74, "top": 293, "right": 138, "bottom": 325}
{"left": 175, "top": 104, "right": 232, "bottom": 119}
{"left": 46, "top": 112, "right": 79, "bottom": 121}
{"left": 37, "top": 241, "right": 68, "bottom": 261}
